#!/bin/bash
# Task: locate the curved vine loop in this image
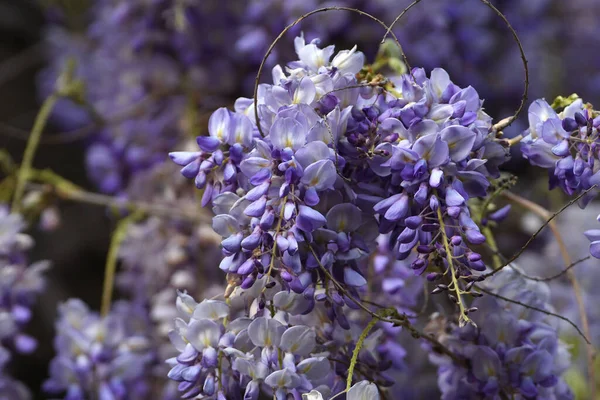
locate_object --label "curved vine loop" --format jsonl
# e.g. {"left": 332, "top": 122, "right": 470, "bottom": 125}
{"left": 382, "top": 0, "right": 529, "bottom": 131}
{"left": 252, "top": 6, "right": 408, "bottom": 138}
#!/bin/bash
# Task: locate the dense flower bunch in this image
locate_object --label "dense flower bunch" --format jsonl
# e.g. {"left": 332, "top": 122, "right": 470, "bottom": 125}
{"left": 167, "top": 287, "right": 410, "bottom": 399}
{"left": 108, "top": 157, "right": 425, "bottom": 398}
{"left": 44, "top": 299, "right": 156, "bottom": 399}
{"left": 171, "top": 36, "right": 506, "bottom": 327}
{"left": 432, "top": 268, "right": 573, "bottom": 399}
{"left": 522, "top": 98, "right": 600, "bottom": 203}
{"left": 165, "top": 35, "right": 518, "bottom": 398}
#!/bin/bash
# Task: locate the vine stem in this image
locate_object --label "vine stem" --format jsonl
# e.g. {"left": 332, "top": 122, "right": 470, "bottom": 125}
{"left": 482, "top": 225, "right": 502, "bottom": 269}
{"left": 503, "top": 191, "right": 596, "bottom": 398}
{"left": 347, "top": 317, "right": 378, "bottom": 391}
{"left": 264, "top": 196, "right": 287, "bottom": 290}
{"left": 436, "top": 206, "right": 472, "bottom": 327}
{"left": 100, "top": 212, "right": 142, "bottom": 317}
{"left": 24, "top": 179, "right": 208, "bottom": 223}
{"left": 11, "top": 93, "right": 60, "bottom": 212}
{"left": 306, "top": 244, "right": 464, "bottom": 364}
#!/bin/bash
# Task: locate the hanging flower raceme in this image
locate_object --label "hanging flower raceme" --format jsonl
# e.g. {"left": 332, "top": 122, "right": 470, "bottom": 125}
{"left": 430, "top": 267, "right": 573, "bottom": 400}
{"left": 170, "top": 37, "right": 509, "bottom": 330}
{"left": 522, "top": 98, "right": 600, "bottom": 206}
{"left": 44, "top": 299, "right": 156, "bottom": 400}
{"left": 0, "top": 206, "right": 49, "bottom": 355}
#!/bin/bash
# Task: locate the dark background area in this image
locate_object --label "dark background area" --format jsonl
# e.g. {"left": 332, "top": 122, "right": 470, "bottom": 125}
{"left": 0, "top": 1, "right": 109, "bottom": 397}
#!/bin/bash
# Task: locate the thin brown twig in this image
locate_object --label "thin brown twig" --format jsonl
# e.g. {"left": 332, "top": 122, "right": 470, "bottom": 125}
{"left": 501, "top": 190, "right": 596, "bottom": 397}
{"left": 253, "top": 6, "right": 406, "bottom": 138}
{"left": 475, "top": 285, "right": 590, "bottom": 345}
{"left": 484, "top": 243, "right": 591, "bottom": 282}
{"left": 383, "top": 0, "right": 529, "bottom": 131}
{"left": 307, "top": 244, "right": 464, "bottom": 364}
{"left": 483, "top": 185, "right": 596, "bottom": 278}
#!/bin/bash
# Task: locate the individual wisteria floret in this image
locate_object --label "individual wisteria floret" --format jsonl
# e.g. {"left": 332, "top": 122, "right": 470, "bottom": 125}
{"left": 584, "top": 212, "right": 600, "bottom": 259}
{"left": 44, "top": 299, "right": 156, "bottom": 400}
{"left": 302, "top": 380, "right": 381, "bottom": 400}
{"left": 522, "top": 97, "right": 600, "bottom": 206}
{"left": 431, "top": 267, "right": 573, "bottom": 400}
{"left": 170, "top": 36, "right": 508, "bottom": 328}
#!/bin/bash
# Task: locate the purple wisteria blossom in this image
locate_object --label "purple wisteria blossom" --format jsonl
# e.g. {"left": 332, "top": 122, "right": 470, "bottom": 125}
{"left": 0, "top": 347, "right": 30, "bottom": 400}
{"left": 44, "top": 300, "right": 156, "bottom": 400}
{"left": 522, "top": 98, "right": 600, "bottom": 206}
{"left": 0, "top": 207, "right": 48, "bottom": 355}
{"left": 171, "top": 37, "right": 508, "bottom": 331}
{"left": 432, "top": 267, "right": 573, "bottom": 400}
{"left": 0, "top": 206, "right": 48, "bottom": 397}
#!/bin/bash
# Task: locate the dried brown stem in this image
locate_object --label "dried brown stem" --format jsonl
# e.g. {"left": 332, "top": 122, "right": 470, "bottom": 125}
{"left": 484, "top": 185, "right": 596, "bottom": 278}
{"left": 307, "top": 244, "right": 464, "bottom": 365}
{"left": 26, "top": 182, "right": 209, "bottom": 223}
{"left": 502, "top": 190, "right": 596, "bottom": 397}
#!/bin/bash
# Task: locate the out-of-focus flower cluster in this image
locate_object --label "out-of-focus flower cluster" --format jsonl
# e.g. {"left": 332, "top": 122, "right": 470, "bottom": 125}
{"left": 0, "top": 206, "right": 49, "bottom": 399}
{"left": 518, "top": 204, "right": 600, "bottom": 397}
{"left": 40, "top": 0, "right": 600, "bottom": 194}
{"left": 44, "top": 299, "right": 156, "bottom": 399}
{"left": 40, "top": 0, "right": 372, "bottom": 193}
{"left": 433, "top": 268, "right": 573, "bottom": 399}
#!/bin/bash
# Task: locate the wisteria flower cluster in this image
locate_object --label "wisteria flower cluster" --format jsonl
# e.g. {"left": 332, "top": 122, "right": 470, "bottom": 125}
{"left": 165, "top": 35, "right": 519, "bottom": 398}
{"left": 433, "top": 267, "right": 573, "bottom": 399}
{"left": 521, "top": 97, "right": 600, "bottom": 260}
{"left": 0, "top": 206, "right": 48, "bottom": 399}
{"left": 170, "top": 36, "right": 506, "bottom": 327}
{"left": 522, "top": 98, "right": 600, "bottom": 202}
{"left": 7, "top": 1, "right": 600, "bottom": 398}
{"left": 44, "top": 299, "right": 156, "bottom": 399}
